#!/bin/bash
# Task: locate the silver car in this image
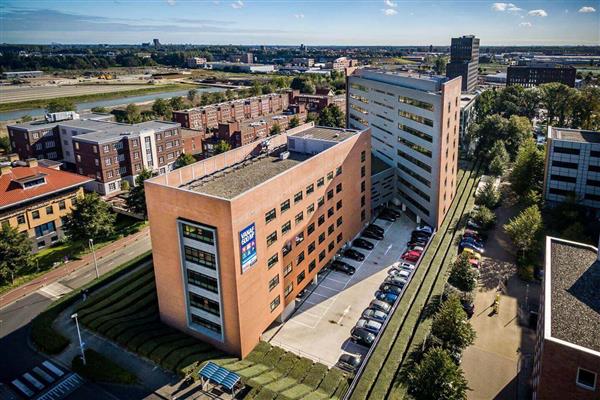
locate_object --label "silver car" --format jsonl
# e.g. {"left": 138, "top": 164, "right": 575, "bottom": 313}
{"left": 355, "top": 318, "right": 383, "bottom": 334}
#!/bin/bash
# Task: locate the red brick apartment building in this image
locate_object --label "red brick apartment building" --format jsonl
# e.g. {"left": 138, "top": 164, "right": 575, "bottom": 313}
{"left": 8, "top": 115, "right": 182, "bottom": 195}
{"left": 145, "top": 123, "right": 372, "bottom": 357}
{"left": 531, "top": 237, "right": 600, "bottom": 399}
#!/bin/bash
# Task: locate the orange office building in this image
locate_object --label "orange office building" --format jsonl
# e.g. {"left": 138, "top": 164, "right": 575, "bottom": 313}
{"left": 145, "top": 123, "right": 372, "bottom": 357}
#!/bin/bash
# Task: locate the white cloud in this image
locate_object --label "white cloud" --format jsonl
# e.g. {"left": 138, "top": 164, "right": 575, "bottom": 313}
{"left": 294, "top": 13, "right": 305, "bottom": 19}
{"left": 578, "top": 6, "right": 596, "bottom": 13}
{"left": 519, "top": 22, "right": 532, "bottom": 27}
{"left": 382, "top": 8, "right": 398, "bottom": 16}
{"left": 166, "top": 0, "right": 176, "bottom": 5}
{"left": 492, "top": 3, "right": 522, "bottom": 12}
{"left": 384, "top": 0, "right": 398, "bottom": 7}
{"left": 528, "top": 9, "right": 548, "bottom": 17}
{"left": 231, "top": 0, "right": 244, "bottom": 9}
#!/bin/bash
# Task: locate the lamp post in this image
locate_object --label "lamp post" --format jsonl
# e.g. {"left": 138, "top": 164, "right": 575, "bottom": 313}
{"left": 89, "top": 238, "right": 99, "bottom": 279}
{"left": 71, "top": 313, "right": 86, "bottom": 365}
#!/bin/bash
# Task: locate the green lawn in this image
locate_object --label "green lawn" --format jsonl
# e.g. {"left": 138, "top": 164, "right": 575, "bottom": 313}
{"left": 73, "top": 263, "right": 351, "bottom": 398}
{"left": 348, "top": 161, "right": 482, "bottom": 400}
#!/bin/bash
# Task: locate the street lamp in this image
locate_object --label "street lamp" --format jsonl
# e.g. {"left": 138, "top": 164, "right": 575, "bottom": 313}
{"left": 89, "top": 238, "right": 99, "bottom": 279}
{"left": 71, "top": 313, "right": 86, "bottom": 365}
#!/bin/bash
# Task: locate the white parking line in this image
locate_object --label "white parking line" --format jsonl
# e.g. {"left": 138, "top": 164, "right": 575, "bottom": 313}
{"left": 324, "top": 276, "right": 349, "bottom": 285}
{"left": 318, "top": 284, "right": 340, "bottom": 293}
{"left": 288, "top": 319, "right": 316, "bottom": 329}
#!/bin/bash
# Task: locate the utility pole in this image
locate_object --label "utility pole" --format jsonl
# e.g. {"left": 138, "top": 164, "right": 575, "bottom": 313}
{"left": 71, "top": 313, "right": 86, "bottom": 365}
{"left": 89, "top": 238, "right": 99, "bottom": 279}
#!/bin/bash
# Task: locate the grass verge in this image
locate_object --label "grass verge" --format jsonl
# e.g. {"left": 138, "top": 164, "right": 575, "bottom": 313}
{"left": 71, "top": 349, "right": 138, "bottom": 384}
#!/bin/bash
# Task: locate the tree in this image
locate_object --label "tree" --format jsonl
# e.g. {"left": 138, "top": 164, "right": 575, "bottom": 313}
{"left": 120, "top": 180, "right": 130, "bottom": 191}
{"left": 90, "top": 106, "right": 108, "bottom": 113}
{"left": 504, "top": 205, "right": 543, "bottom": 256}
{"left": 475, "top": 181, "right": 500, "bottom": 209}
{"left": 0, "top": 136, "right": 10, "bottom": 153}
{"left": 225, "top": 89, "right": 236, "bottom": 100}
{"left": 290, "top": 77, "right": 316, "bottom": 94}
{"left": 504, "top": 115, "right": 532, "bottom": 159}
{"left": 127, "top": 169, "right": 152, "bottom": 217}
{"left": 318, "top": 104, "right": 345, "bottom": 128}
{"left": 63, "top": 193, "right": 116, "bottom": 242}
{"left": 169, "top": 96, "right": 185, "bottom": 111}
{"left": 472, "top": 115, "right": 508, "bottom": 160}
{"left": 289, "top": 115, "right": 300, "bottom": 129}
{"left": 187, "top": 89, "right": 198, "bottom": 105}
{"left": 488, "top": 141, "right": 509, "bottom": 177}
{"left": 471, "top": 206, "right": 496, "bottom": 230}
{"left": 509, "top": 139, "right": 545, "bottom": 197}
{"left": 540, "top": 82, "right": 577, "bottom": 127}
{"left": 213, "top": 140, "right": 231, "bottom": 155}
{"left": 408, "top": 347, "right": 469, "bottom": 400}
{"left": 448, "top": 255, "right": 478, "bottom": 292}
{"left": 269, "top": 123, "right": 281, "bottom": 136}
{"left": 431, "top": 294, "right": 476, "bottom": 350}
{"left": 174, "top": 152, "right": 196, "bottom": 169}
{"left": 433, "top": 56, "right": 448, "bottom": 75}
{"left": 0, "top": 226, "right": 33, "bottom": 284}
{"left": 152, "top": 98, "right": 173, "bottom": 119}
{"left": 124, "top": 103, "right": 141, "bottom": 124}
{"left": 474, "top": 90, "right": 496, "bottom": 124}
{"left": 571, "top": 86, "right": 600, "bottom": 130}
{"left": 46, "top": 99, "right": 75, "bottom": 113}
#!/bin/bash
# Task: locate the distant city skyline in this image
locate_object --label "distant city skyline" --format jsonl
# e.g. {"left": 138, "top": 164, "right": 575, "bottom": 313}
{"left": 0, "top": 0, "right": 598, "bottom": 46}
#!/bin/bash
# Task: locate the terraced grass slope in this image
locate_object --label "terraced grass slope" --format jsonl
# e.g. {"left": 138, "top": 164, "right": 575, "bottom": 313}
{"left": 75, "top": 263, "right": 350, "bottom": 399}
{"left": 347, "top": 161, "right": 481, "bottom": 400}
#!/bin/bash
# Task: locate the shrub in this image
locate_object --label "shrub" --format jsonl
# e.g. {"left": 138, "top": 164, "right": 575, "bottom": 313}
{"left": 475, "top": 181, "right": 500, "bottom": 209}
{"left": 471, "top": 206, "right": 496, "bottom": 231}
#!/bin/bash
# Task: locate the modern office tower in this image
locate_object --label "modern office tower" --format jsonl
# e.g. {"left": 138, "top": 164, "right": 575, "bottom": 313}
{"left": 347, "top": 68, "right": 462, "bottom": 228}
{"left": 446, "top": 35, "right": 480, "bottom": 92}
{"left": 507, "top": 65, "right": 576, "bottom": 88}
{"left": 543, "top": 126, "right": 600, "bottom": 211}
{"left": 145, "top": 123, "right": 371, "bottom": 357}
{"left": 532, "top": 236, "right": 600, "bottom": 400}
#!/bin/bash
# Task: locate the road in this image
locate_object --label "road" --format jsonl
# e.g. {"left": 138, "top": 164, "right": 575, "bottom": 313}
{"left": 0, "top": 230, "right": 151, "bottom": 399}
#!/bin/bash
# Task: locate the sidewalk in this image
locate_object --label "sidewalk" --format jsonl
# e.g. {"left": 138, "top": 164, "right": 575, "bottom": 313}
{"left": 0, "top": 226, "right": 150, "bottom": 309}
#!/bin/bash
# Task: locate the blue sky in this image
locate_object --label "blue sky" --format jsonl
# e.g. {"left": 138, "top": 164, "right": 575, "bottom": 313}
{"left": 0, "top": 1, "right": 598, "bottom": 45}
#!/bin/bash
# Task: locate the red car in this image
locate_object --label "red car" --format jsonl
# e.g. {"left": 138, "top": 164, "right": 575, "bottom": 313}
{"left": 401, "top": 251, "right": 421, "bottom": 262}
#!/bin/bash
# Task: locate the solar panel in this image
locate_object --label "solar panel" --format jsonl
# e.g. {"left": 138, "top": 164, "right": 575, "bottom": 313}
{"left": 198, "top": 362, "right": 240, "bottom": 391}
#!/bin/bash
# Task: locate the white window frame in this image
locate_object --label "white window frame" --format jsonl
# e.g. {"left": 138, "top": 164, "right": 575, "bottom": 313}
{"left": 577, "top": 367, "right": 597, "bottom": 391}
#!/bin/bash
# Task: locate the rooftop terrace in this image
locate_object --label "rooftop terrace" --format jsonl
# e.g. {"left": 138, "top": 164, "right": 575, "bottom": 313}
{"left": 548, "top": 238, "right": 600, "bottom": 353}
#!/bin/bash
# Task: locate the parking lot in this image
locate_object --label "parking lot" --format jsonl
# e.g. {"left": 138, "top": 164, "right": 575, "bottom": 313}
{"left": 263, "top": 212, "right": 416, "bottom": 367}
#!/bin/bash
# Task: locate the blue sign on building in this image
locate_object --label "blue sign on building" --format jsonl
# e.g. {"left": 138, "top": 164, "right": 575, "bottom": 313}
{"left": 240, "top": 223, "right": 257, "bottom": 273}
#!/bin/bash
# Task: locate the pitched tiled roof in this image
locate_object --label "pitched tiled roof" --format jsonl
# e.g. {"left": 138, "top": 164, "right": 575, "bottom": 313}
{"left": 0, "top": 166, "right": 93, "bottom": 210}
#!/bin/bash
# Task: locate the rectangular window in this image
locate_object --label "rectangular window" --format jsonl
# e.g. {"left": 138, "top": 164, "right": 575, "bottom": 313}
{"left": 328, "top": 224, "right": 334, "bottom": 235}
{"left": 296, "top": 271, "right": 306, "bottom": 285}
{"left": 184, "top": 246, "right": 216, "bottom": 269}
{"left": 307, "top": 203, "right": 315, "bottom": 214}
{"left": 191, "top": 314, "right": 221, "bottom": 334}
{"left": 282, "top": 242, "right": 292, "bottom": 256}
{"left": 398, "top": 110, "right": 434, "bottom": 127}
{"left": 189, "top": 292, "right": 220, "bottom": 316}
{"left": 328, "top": 241, "right": 335, "bottom": 252}
{"left": 398, "top": 96, "right": 434, "bottom": 111}
{"left": 34, "top": 221, "right": 56, "bottom": 238}
{"left": 551, "top": 174, "right": 577, "bottom": 183}
{"left": 319, "top": 250, "right": 326, "bottom": 262}
{"left": 265, "top": 208, "right": 277, "bottom": 224}
{"left": 398, "top": 136, "right": 432, "bottom": 158}
{"left": 398, "top": 123, "right": 433, "bottom": 143}
{"left": 297, "top": 251, "right": 305, "bottom": 265}
{"left": 46, "top": 206, "right": 53, "bottom": 215}
{"left": 281, "top": 199, "right": 290, "bottom": 213}
{"left": 361, "top": 150, "right": 366, "bottom": 162}
{"left": 553, "top": 147, "right": 580, "bottom": 155}
{"left": 267, "top": 254, "right": 279, "bottom": 269}
{"left": 336, "top": 183, "right": 342, "bottom": 193}
{"left": 307, "top": 223, "right": 315, "bottom": 235}
{"left": 327, "top": 189, "right": 334, "bottom": 200}
{"left": 552, "top": 160, "right": 578, "bottom": 169}
{"left": 295, "top": 212, "right": 304, "bottom": 224}
{"left": 397, "top": 149, "right": 432, "bottom": 173}
{"left": 327, "top": 171, "right": 334, "bottom": 181}
{"left": 319, "top": 232, "right": 325, "bottom": 244}
{"left": 284, "top": 262, "right": 293, "bottom": 277}
{"left": 308, "top": 259, "right": 316, "bottom": 272}
{"left": 282, "top": 221, "right": 291, "bottom": 235}
{"left": 576, "top": 368, "right": 597, "bottom": 391}
{"left": 308, "top": 241, "right": 316, "bottom": 254}
{"left": 318, "top": 215, "right": 325, "bottom": 226}
{"left": 549, "top": 187, "right": 576, "bottom": 197}
{"left": 294, "top": 191, "right": 303, "bottom": 203}
{"left": 187, "top": 270, "right": 219, "bottom": 293}
{"left": 318, "top": 196, "right": 325, "bottom": 207}
{"left": 306, "top": 183, "right": 314, "bottom": 195}
{"left": 337, "top": 233, "right": 343, "bottom": 243}
{"left": 328, "top": 207, "right": 334, "bottom": 217}
{"left": 336, "top": 200, "right": 343, "bottom": 210}
{"left": 182, "top": 224, "right": 215, "bottom": 245}
{"left": 17, "top": 214, "right": 26, "bottom": 224}
{"left": 269, "top": 275, "right": 280, "bottom": 291}
{"left": 295, "top": 231, "right": 304, "bottom": 244}
{"left": 284, "top": 283, "right": 293, "bottom": 297}
{"left": 337, "top": 216, "right": 343, "bottom": 227}
{"left": 317, "top": 177, "right": 325, "bottom": 187}
{"left": 267, "top": 231, "right": 278, "bottom": 246}
{"left": 32, "top": 210, "right": 40, "bottom": 219}
{"left": 336, "top": 166, "right": 342, "bottom": 176}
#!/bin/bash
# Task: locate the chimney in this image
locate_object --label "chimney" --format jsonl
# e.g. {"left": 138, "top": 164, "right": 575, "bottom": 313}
{"left": 8, "top": 154, "right": 19, "bottom": 162}
{"left": 0, "top": 164, "right": 12, "bottom": 176}
{"left": 26, "top": 158, "right": 38, "bottom": 168}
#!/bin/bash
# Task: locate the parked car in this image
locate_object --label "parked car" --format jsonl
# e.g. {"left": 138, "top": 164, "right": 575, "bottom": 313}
{"left": 367, "top": 224, "right": 385, "bottom": 234}
{"left": 384, "top": 276, "right": 407, "bottom": 288}
{"left": 407, "top": 239, "right": 428, "bottom": 247}
{"left": 374, "top": 290, "right": 398, "bottom": 304}
{"left": 336, "top": 354, "right": 362, "bottom": 373}
{"left": 331, "top": 260, "right": 356, "bottom": 275}
{"left": 379, "top": 283, "right": 403, "bottom": 295}
{"left": 355, "top": 318, "right": 383, "bottom": 334}
{"left": 363, "top": 230, "right": 384, "bottom": 240}
{"left": 462, "top": 248, "right": 482, "bottom": 261}
{"left": 411, "top": 231, "right": 431, "bottom": 240}
{"left": 401, "top": 252, "right": 420, "bottom": 262}
{"left": 369, "top": 300, "right": 391, "bottom": 313}
{"left": 344, "top": 248, "right": 366, "bottom": 262}
{"left": 383, "top": 208, "right": 401, "bottom": 218}
{"left": 414, "top": 225, "right": 433, "bottom": 234}
{"left": 467, "top": 219, "right": 482, "bottom": 230}
{"left": 353, "top": 238, "right": 374, "bottom": 250}
{"left": 462, "top": 300, "right": 475, "bottom": 318}
{"left": 461, "top": 236, "right": 484, "bottom": 248}
{"left": 350, "top": 327, "right": 376, "bottom": 347}
{"left": 463, "top": 229, "right": 483, "bottom": 242}
{"left": 408, "top": 245, "right": 424, "bottom": 252}
{"left": 460, "top": 241, "right": 485, "bottom": 254}
{"left": 389, "top": 269, "right": 411, "bottom": 280}
{"left": 378, "top": 213, "right": 396, "bottom": 222}
{"left": 392, "top": 261, "right": 416, "bottom": 270}
{"left": 362, "top": 308, "right": 388, "bottom": 323}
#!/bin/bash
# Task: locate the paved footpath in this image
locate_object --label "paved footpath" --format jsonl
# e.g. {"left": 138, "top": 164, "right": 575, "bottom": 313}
{"left": 0, "top": 227, "right": 150, "bottom": 309}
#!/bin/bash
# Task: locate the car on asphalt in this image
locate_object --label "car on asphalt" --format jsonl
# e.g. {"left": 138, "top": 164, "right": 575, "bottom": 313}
{"left": 389, "top": 269, "right": 411, "bottom": 279}
{"left": 415, "top": 225, "right": 433, "bottom": 234}
{"left": 463, "top": 229, "right": 483, "bottom": 242}
{"left": 462, "top": 248, "right": 482, "bottom": 261}
{"left": 362, "top": 308, "right": 388, "bottom": 323}
{"left": 344, "top": 248, "right": 366, "bottom": 262}
{"left": 408, "top": 245, "right": 425, "bottom": 252}
{"left": 369, "top": 299, "right": 392, "bottom": 313}
{"left": 362, "top": 230, "right": 384, "bottom": 240}
{"left": 374, "top": 290, "right": 399, "bottom": 304}
{"left": 401, "top": 252, "right": 420, "bottom": 262}
{"left": 461, "top": 236, "right": 484, "bottom": 248}
{"left": 367, "top": 224, "right": 385, "bottom": 234}
{"left": 460, "top": 241, "right": 485, "bottom": 254}
{"left": 331, "top": 260, "right": 356, "bottom": 275}
{"left": 353, "top": 238, "right": 374, "bottom": 250}
{"left": 336, "top": 354, "right": 362, "bottom": 373}
{"left": 467, "top": 219, "right": 482, "bottom": 230}
{"left": 378, "top": 213, "right": 396, "bottom": 222}
{"left": 379, "top": 283, "right": 403, "bottom": 295}
{"left": 392, "top": 261, "right": 416, "bottom": 270}
{"left": 411, "top": 231, "right": 431, "bottom": 240}
{"left": 350, "top": 327, "right": 376, "bottom": 347}
{"left": 407, "top": 239, "right": 428, "bottom": 247}
{"left": 384, "top": 276, "right": 407, "bottom": 288}
{"left": 355, "top": 318, "right": 383, "bottom": 334}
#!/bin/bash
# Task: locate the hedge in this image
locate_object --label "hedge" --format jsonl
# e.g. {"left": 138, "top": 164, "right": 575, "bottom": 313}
{"left": 71, "top": 349, "right": 138, "bottom": 384}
